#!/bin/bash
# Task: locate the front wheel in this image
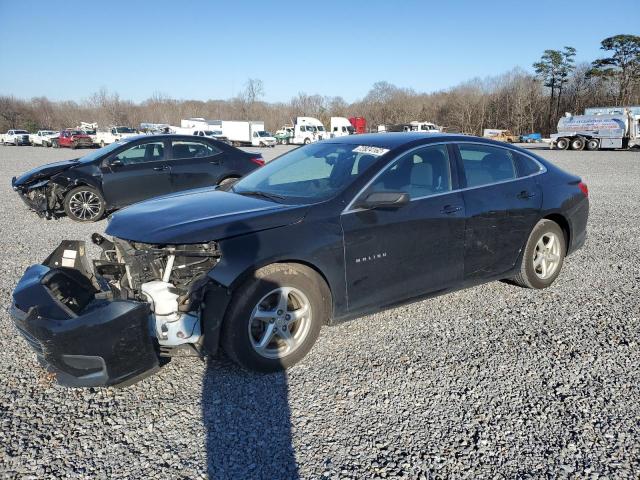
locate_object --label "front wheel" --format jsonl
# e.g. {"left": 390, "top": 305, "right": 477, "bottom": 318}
{"left": 304, "top": 138, "right": 311, "bottom": 145}
{"left": 221, "top": 263, "right": 330, "bottom": 372}
{"left": 63, "top": 186, "right": 106, "bottom": 222}
{"left": 511, "top": 219, "right": 566, "bottom": 289}
{"left": 281, "top": 138, "right": 288, "bottom": 145}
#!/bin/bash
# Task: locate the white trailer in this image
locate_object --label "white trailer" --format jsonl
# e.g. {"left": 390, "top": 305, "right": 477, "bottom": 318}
{"left": 330, "top": 117, "right": 355, "bottom": 137}
{"left": 551, "top": 107, "right": 640, "bottom": 150}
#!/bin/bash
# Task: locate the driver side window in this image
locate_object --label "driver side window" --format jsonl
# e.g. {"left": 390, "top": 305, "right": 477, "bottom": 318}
{"left": 368, "top": 144, "right": 452, "bottom": 199}
{"left": 113, "top": 142, "right": 165, "bottom": 165}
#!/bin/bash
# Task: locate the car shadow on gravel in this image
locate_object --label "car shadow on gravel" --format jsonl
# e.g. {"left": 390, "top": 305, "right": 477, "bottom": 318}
{"left": 202, "top": 356, "right": 298, "bottom": 479}
{"left": 201, "top": 221, "right": 298, "bottom": 479}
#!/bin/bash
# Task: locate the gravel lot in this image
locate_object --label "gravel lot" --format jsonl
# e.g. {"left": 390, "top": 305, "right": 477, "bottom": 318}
{"left": 0, "top": 143, "right": 639, "bottom": 479}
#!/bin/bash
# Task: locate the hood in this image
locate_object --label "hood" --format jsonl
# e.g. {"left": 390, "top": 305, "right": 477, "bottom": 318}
{"left": 106, "top": 188, "right": 309, "bottom": 244}
{"left": 12, "top": 159, "right": 81, "bottom": 187}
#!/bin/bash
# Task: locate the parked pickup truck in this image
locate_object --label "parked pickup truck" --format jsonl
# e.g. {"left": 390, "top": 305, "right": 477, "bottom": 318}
{"left": 95, "top": 126, "right": 139, "bottom": 147}
{"left": 52, "top": 130, "right": 94, "bottom": 149}
{"left": 30, "top": 130, "right": 59, "bottom": 147}
{"left": 2, "top": 129, "right": 31, "bottom": 146}
{"left": 192, "top": 129, "right": 231, "bottom": 145}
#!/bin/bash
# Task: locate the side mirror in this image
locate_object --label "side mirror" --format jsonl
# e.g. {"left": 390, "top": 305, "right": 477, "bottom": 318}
{"left": 356, "top": 191, "right": 409, "bottom": 210}
{"left": 110, "top": 158, "right": 124, "bottom": 167}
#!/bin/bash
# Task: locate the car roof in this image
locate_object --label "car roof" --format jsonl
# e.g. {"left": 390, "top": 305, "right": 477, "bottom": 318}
{"left": 325, "top": 132, "right": 471, "bottom": 148}
{"left": 121, "top": 134, "right": 216, "bottom": 143}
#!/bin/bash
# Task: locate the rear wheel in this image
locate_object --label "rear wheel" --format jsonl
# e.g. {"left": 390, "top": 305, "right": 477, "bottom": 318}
{"left": 304, "top": 138, "right": 311, "bottom": 145}
{"left": 586, "top": 138, "right": 599, "bottom": 151}
{"left": 282, "top": 138, "right": 288, "bottom": 145}
{"left": 511, "top": 219, "right": 566, "bottom": 289}
{"left": 570, "top": 137, "right": 585, "bottom": 151}
{"left": 221, "top": 263, "right": 330, "bottom": 372}
{"left": 63, "top": 186, "right": 105, "bottom": 222}
{"left": 52, "top": 139, "right": 59, "bottom": 148}
{"left": 100, "top": 140, "right": 105, "bottom": 148}
{"left": 556, "top": 137, "right": 569, "bottom": 150}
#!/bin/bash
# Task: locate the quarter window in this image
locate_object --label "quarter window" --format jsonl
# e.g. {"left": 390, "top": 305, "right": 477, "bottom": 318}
{"left": 368, "top": 144, "right": 452, "bottom": 199}
{"left": 457, "top": 144, "right": 517, "bottom": 188}
{"left": 514, "top": 152, "right": 542, "bottom": 177}
{"left": 171, "top": 140, "right": 220, "bottom": 160}
{"left": 113, "top": 142, "right": 165, "bottom": 165}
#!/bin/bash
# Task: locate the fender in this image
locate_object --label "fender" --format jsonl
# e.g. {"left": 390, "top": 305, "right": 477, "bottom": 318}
{"left": 207, "top": 218, "right": 347, "bottom": 317}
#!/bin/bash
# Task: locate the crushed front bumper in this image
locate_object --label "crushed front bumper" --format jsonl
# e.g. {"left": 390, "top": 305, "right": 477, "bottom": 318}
{"left": 11, "top": 242, "right": 159, "bottom": 387}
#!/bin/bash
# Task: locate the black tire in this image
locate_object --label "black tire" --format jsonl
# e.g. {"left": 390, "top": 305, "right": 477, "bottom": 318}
{"left": 52, "top": 139, "right": 59, "bottom": 148}
{"left": 282, "top": 138, "right": 288, "bottom": 145}
{"left": 556, "top": 137, "right": 569, "bottom": 150}
{"left": 511, "top": 219, "right": 566, "bottom": 289}
{"left": 304, "top": 138, "right": 311, "bottom": 145}
{"left": 586, "top": 139, "right": 599, "bottom": 151}
{"left": 570, "top": 137, "right": 585, "bottom": 151}
{"left": 63, "top": 186, "right": 106, "bottom": 222}
{"left": 221, "top": 263, "right": 330, "bottom": 372}
{"left": 217, "top": 176, "right": 239, "bottom": 189}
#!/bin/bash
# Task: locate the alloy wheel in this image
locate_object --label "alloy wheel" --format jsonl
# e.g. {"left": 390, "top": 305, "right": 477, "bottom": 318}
{"left": 533, "top": 232, "right": 561, "bottom": 279}
{"left": 248, "top": 287, "right": 312, "bottom": 359}
{"left": 68, "top": 190, "right": 102, "bottom": 220}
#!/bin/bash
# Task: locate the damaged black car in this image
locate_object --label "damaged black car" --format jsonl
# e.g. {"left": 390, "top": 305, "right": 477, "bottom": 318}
{"left": 11, "top": 134, "right": 589, "bottom": 387}
{"left": 11, "top": 134, "right": 264, "bottom": 222}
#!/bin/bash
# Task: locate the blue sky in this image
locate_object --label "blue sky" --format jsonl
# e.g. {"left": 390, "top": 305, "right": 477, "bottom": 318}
{"left": 0, "top": 0, "right": 637, "bottom": 103}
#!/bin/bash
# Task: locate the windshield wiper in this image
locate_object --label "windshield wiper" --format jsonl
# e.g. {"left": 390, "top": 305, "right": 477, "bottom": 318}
{"left": 233, "top": 189, "right": 286, "bottom": 202}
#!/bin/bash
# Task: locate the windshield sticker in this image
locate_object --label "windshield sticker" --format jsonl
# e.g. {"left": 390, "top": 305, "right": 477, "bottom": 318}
{"left": 353, "top": 145, "right": 389, "bottom": 156}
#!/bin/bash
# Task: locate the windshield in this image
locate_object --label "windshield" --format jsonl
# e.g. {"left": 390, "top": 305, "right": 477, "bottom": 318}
{"left": 15, "top": 130, "right": 29, "bottom": 134}
{"left": 233, "top": 142, "right": 386, "bottom": 203}
{"left": 116, "top": 127, "right": 136, "bottom": 134}
{"left": 75, "top": 139, "right": 128, "bottom": 162}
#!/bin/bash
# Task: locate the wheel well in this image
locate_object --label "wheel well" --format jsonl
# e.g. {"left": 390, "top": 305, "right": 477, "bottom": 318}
{"left": 275, "top": 260, "right": 334, "bottom": 324}
{"left": 544, "top": 213, "right": 570, "bottom": 249}
{"left": 230, "top": 260, "right": 334, "bottom": 324}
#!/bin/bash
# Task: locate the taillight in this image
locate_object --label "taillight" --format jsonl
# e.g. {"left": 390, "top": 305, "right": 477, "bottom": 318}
{"left": 578, "top": 181, "right": 588, "bottom": 197}
{"left": 250, "top": 157, "right": 265, "bottom": 167}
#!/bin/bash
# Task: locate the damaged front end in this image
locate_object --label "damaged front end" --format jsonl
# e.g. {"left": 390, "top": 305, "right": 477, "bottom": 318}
{"left": 11, "top": 236, "right": 223, "bottom": 387}
{"left": 11, "top": 178, "right": 66, "bottom": 219}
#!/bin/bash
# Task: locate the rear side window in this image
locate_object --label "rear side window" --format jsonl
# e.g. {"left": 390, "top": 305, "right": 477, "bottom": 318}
{"left": 514, "top": 152, "right": 542, "bottom": 177}
{"left": 457, "top": 144, "right": 517, "bottom": 188}
{"left": 171, "top": 140, "right": 220, "bottom": 160}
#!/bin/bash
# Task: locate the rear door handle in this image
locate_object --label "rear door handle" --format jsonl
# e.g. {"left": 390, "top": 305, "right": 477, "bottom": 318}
{"left": 517, "top": 190, "right": 536, "bottom": 199}
{"left": 440, "top": 205, "right": 463, "bottom": 215}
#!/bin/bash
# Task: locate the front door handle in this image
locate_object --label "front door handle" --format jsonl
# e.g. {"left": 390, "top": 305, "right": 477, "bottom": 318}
{"left": 517, "top": 190, "right": 536, "bottom": 199}
{"left": 153, "top": 165, "right": 169, "bottom": 171}
{"left": 440, "top": 205, "right": 462, "bottom": 215}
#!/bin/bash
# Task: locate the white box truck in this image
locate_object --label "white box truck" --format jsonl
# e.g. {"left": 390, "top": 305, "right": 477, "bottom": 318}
{"left": 551, "top": 107, "right": 640, "bottom": 150}
{"left": 221, "top": 121, "right": 276, "bottom": 147}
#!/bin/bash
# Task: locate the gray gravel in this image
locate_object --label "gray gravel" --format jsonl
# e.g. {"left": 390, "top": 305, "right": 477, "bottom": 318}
{"left": 0, "top": 143, "right": 639, "bottom": 479}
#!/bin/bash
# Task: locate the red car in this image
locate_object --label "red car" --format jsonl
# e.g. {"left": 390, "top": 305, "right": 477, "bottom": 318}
{"left": 53, "top": 130, "right": 94, "bottom": 149}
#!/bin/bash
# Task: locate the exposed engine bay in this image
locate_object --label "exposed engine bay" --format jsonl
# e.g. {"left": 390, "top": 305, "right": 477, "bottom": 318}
{"left": 47, "top": 234, "right": 221, "bottom": 351}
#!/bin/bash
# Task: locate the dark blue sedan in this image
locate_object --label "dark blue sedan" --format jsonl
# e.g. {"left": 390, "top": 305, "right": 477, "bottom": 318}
{"left": 11, "top": 133, "right": 588, "bottom": 386}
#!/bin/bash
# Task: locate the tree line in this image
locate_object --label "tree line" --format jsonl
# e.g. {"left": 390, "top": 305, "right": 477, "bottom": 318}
{"left": 1, "top": 34, "right": 638, "bottom": 137}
